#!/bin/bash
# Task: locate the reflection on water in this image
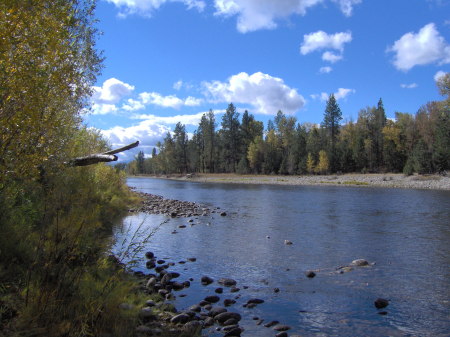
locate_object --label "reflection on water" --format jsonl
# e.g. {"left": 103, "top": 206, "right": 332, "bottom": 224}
{"left": 113, "top": 177, "right": 450, "bottom": 337}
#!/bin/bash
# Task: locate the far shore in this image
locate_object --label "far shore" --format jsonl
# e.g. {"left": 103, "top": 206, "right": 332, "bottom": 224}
{"left": 132, "top": 172, "right": 450, "bottom": 191}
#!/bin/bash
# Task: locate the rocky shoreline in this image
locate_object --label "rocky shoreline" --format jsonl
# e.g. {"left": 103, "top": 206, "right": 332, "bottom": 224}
{"left": 130, "top": 191, "right": 227, "bottom": 218}
{"left": 122, "top": 193, "right": 391, "bottom": 337}
{"left": 121, "top": 250, "right": 384, "bottom": 337}
{"left": 147, "top": 173, "right": 450, "bottom": 190}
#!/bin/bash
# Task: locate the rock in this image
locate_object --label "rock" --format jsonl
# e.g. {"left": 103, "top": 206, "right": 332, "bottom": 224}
{"left": 264, "top": 320, "right": 279, "bottom": 327}
{"left": 170, "top": 313, "right": 190, "bottom": 324}
{"left": 218, "top": 278, "right": 237, "bottom": 287}
{"left": 204, "top": 316, "right": 215, "bottom": 327}
{"left": 145, "top": 251, "right": 154, "bottom": 259}
{"left": 187, "top": 257, "right": 197, "bottom": 262}
{"left": 209, "top": 306, "right": 227, "bottom": 317}
{"left": 223, "top": 327, "right": 242, "bottom": 336}
{"left": 214, "top": 312, "right": 242, "bottom": 324}
{"left": 170, "top": 272, "right": 180, "bottom": 278}
{"left": 178, "top": 225, "right": 186, "bottom": 228}
{"left": 220, "top": 212, "right": 227, "bottom": 216}
{"left": 199, "top": 300, "right": 210, "bottom": 307}
{"left": 224, "top": 299, "right": 236, "bottom": 307}
{"left": 146, "top": 277, "right": 157, "bottom": 288}
{"left": 224, "top": 318, "right": 239, "bottom": 326}
{"left": 374, "top": 298, "right": 389, "bottom": 309}
{"left": 247, "top": 298, "right": 264, "bottom": 304}
{"left": 230, "top": 287, "right": 240, "bottom": 293}
{"left": 284, "top": 240, "right": 293, "bottom": 245}
{"left": 273, "top": 324, "right": 291, "bottom": 331}
{"left": 189, "top": 304, "right": 201, "bottom": 312}
{"left": 204, "top": 295, "right": 220, "bottom": 303}
{"left": 274, "top": 287, "right": 280, "bottom": 293}
{"left": 146, "top": 261, "right": 156, "bottom": 269}
{"left": 201, "top": 275, "right": 214, "bottom": 285}
{"left": 275, "top": 332, "right": 288, "bottom": 337}
{"left": 215, "top": 287, "right": 224, "bottom": 294}
{"left": 172, "top": 282, "right": 184, "bottom": 291}
{"left": 157, "top": 259, "right": 165, "bottom": 264}
{"left": 145, "top": 300, "right": 156, "bottom": 307}
{"left": 351, "top": 259, "right": 370, "bottom": 266}
{"left": 183, "top": 320, "right": 202, "bottom": 334}
{"left": 182, "top": 280, "right": 191, "bottom": 288}
{"left": 305, "top": 271, "right": 316, "bottom": 278}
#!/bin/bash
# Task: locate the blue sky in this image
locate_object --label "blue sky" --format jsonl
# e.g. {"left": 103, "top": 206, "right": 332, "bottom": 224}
{"left": 85, "top": 0, "right": 450, "bottom": 160}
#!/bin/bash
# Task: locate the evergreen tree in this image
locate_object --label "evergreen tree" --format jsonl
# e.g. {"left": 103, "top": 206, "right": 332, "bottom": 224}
{"left": 321, "top": 94, "right": 342, "bottom": 172}
{"left": 221, "top": 103, "right": 241, "bottom": 172}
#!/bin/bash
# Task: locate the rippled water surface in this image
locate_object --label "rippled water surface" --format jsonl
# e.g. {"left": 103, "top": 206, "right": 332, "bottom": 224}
{"left": 114, "top": 177, "right": 450, "bottom": 337}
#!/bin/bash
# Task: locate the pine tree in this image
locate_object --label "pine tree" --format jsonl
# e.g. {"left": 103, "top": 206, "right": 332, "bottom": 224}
{"left": 322, "top": 94, "right": 342, "bottom": 172}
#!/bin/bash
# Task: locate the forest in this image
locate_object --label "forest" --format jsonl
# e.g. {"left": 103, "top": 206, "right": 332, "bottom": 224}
{"left": 126, "top": 82, "right": 450, "bottom": 177}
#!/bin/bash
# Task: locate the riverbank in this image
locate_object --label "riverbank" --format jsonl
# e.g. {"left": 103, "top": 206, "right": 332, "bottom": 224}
{"left": 138, "top": 173, "right": 450, "bottom": 190}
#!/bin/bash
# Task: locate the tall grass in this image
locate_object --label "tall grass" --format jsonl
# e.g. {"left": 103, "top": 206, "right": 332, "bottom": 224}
{"left": 0, "top": 162, "right": 143, "bottom": 336}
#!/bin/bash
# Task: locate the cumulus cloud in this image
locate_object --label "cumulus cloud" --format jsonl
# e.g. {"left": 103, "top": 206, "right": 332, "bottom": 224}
{"left": 105, "top": 0, "right": 205, "bottom": 17}
{"left": 173, "top": 80, "right": 183, "bottom": 90}
{"left": 331, "top": 0, "right": 362, "bottom": 17}
{"left": 388, "top": 23, "right": 450, "bottom": 71}
{"left": 92, "top": 78, "right": 135, "bottom": 104}
{"left": 100, "top": 121, "right": 171, "bottom": 161}
{"left": 322, "top": 51, "right": 342, "bottom": 63}
{"left": 213, "top": 0, "right": 324, "bottom": 33}
{"left": 319, "top": 66, "right": 333, "bottom": 73}
{"left": 133, "top": 110, "right": 225, "bottom": 125}
{"left": 203, "top": 71, "right": 305, "bottom": 115}
{"left": 312, "top": 87, "right": 355, "bottom": 101}
{"left": 300, "top": 30, "right": 352, "bottom": 55}
{"left": 434, "top": 70, "right": 448, "bottom": 82}
{"left": 139, "top": 92, "right": 203, "bottom": 109}
{"left": 400, "top": 83, "right": 418, "bottom": 89}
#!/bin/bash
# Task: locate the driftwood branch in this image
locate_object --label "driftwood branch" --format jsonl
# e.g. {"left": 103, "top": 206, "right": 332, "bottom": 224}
{"left": 68, "top": 141, "right": 139, "bottom": 166}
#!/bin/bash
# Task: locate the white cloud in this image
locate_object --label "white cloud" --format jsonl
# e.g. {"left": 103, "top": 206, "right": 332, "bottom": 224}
{"left": 92, "top": 78, "right": 135, "bottom": 104}
{"left": 133, "top": 110, "right": 225, "bottom": 125}
{"left": 214, "top": 0, "right": 324, "bottom": 33}
{"left": 203, "top": 71, "right": 305, "bottom": 115}
{"left": 139, "top": 92, "right": 203, "bottom": 109}
{"left": 106, "top": 0, "right": 205, "bottom": 17}
{"left": 312, "top": 87, "right": 355, "bottom": 101}
{"left": 388, "top": 23, "right": 450, "bottom": 71}
{"left": 173, "top": 80, "right": 183, "bottom": 90}
{"left": 100, "top": 121, "right": 171, "bottom": 161}
{"left": 331, "top": 0, "right": 362, "bottom": 17}
{"left": 319, "top": 66, "right": 333, "bottom": 73}
{"left": 322, "top": 51, "right": 343, "bottom": 63}
{"left": 400, "top": 83, "right": 418, "bottom": 89}
{"left": 92, "top": 103, "right": 119, "bottom": 115}
{"left": 434, "top": 70, "right": 448, "bottom": 82}
{"left": 300, "top": 30, "right": 352, "bottom": 55}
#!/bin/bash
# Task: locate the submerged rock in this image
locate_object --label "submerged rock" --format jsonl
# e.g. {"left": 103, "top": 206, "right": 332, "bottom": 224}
{"left": 374, "top": 298, "right": 389, "bottom": 309}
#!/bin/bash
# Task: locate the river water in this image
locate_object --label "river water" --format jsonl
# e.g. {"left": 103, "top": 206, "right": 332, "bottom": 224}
{"left": 114, "top": 177, "right": 450, "bottom": 337}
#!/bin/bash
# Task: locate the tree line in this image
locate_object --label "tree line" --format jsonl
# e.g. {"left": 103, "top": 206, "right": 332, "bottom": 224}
{"left": 127, "top": 77, "right": 449, "bottom": 176}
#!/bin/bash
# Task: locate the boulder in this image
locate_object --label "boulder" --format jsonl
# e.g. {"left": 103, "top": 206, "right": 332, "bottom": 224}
{"left": 204, "top": 295, "right": 220, "bottom": 303}
{"left": 273, "top": 324, "right": 291, "bottom": 331}
{"left": 351, "top": 259, "right": 370, "bottom": 266}
{"left": 201, "top": 276, "right": 214, "bottom": 285}
{"left": 209, "top": 306, "right": 227, "bottom": 317}
{"left": 218, "top": 278, "right": 237, "bottom": 287}
{"left": 214, "top": 312, "right": 242, "bottom": 324}
{"left": 374, "top": 298, "right": 389, "bottom": 309}
{"left": 145, "top": 251, "right": 154, "bottom": 259}
{"left": 305, "top": 271, "right": 316, "bottom": 278}
{"left": 170, "top": 313, "right": 190, "bottom": 324}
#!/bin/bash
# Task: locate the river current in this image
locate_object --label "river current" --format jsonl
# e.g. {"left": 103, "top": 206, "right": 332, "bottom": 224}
{"left": 114, "top": 177, "right": 450, "bottom": 337}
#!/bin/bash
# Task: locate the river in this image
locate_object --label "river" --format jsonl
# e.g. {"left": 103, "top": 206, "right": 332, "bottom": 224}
{"left": 114, "top": 177, "right": 450, "bottom": 337}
